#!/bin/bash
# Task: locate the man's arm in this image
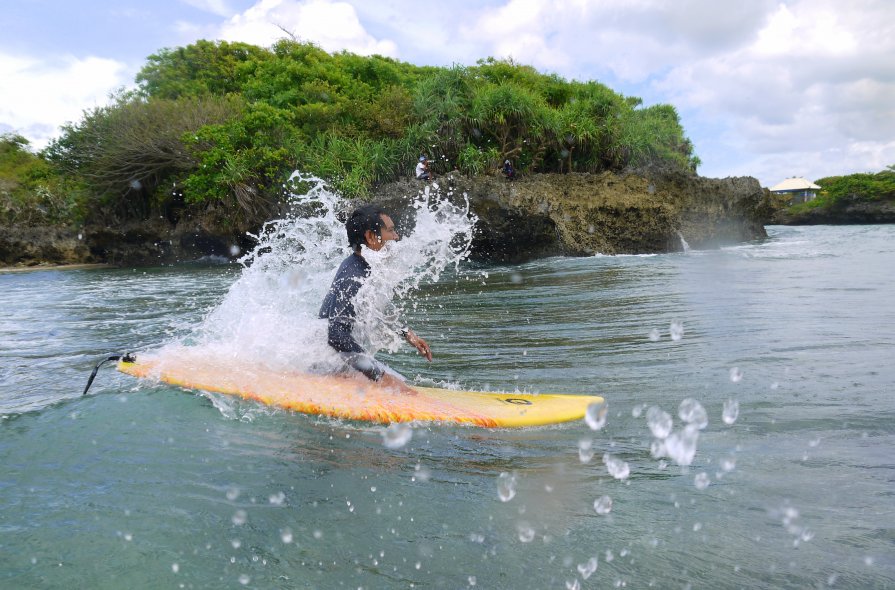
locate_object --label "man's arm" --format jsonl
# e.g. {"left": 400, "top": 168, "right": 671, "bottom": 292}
{"left": 402, "top": 328, "right": 432, "bottom": 361}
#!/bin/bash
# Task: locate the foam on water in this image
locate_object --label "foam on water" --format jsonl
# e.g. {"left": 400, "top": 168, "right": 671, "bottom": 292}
{"left": 169, "top": 173, "right": 476, "bottom": 373}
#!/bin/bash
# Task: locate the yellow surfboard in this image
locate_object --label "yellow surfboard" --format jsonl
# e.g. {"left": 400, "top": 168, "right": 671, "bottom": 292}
{"left": 117, "top": 350, "right": 603, "bottom": 428}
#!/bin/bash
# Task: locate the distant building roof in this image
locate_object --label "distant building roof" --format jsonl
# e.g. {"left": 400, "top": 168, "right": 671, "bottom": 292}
{"left": 770, "top": 177, "right": 821, "bottom": 192}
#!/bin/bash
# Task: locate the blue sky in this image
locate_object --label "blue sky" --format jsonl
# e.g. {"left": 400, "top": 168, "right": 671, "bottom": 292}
{"left": 2, "top": 0, "right": 893, "bottom": 187}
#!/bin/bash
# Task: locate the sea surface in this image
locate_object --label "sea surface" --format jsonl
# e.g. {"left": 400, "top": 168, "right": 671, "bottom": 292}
{"left": 1, "top": 224, "right": 893, "bottom": 589}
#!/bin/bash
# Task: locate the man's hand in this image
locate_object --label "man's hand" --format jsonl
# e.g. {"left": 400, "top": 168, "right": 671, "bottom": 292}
{"left": 404, "top": 329, "right": 432, "bottom": 361}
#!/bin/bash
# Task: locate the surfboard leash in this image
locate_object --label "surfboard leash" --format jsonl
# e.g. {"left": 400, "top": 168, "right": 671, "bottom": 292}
{"left": 82, "top": 353, "right": 136, "bottom": 396}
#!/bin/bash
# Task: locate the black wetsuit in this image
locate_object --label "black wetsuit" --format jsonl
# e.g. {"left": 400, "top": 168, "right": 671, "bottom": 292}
{"left": 319, "top": 253, "right": 394, "bottom": 381}
{"left": 319, "top": 252, "right": 370, "bottom": 354}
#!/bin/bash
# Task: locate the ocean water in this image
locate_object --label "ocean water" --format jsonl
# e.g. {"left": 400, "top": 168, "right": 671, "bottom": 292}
{"left": 1, "top": 224, "right": 894, "bottom": 589}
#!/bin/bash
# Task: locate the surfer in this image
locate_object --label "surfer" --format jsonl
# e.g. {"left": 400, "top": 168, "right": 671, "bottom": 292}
{"left": 319, "top": 205, "right": 432, "bottom": 394}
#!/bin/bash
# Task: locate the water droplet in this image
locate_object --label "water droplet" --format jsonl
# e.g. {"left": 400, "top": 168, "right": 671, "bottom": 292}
{"left": 720, "top": 457, "right": 736, "bottom": 472}
{"left": 694, "top": 472, "right": 710, "bottom": 490}
{"left": 281, "top": 528, "right": 293, "bottom": 544}
{"left": 578, "top": 438, "right": 595, "bottom": 463}
{"left": 808, "top": 437, "right": 820, "bottom": 448}
{"left": 646, "top": 406, "right": 673, "bottom": 439}
{"left": 313, "top": 530, "right": 323, "bottom": 539}
{"left": 678, "top": 398, "right": 708, "bottom": 429}
{"left": 593, "top": 495, "right": 613, "bottom": 515}
{"left": 648, "top": 328, "right": 661, "bottom": 341}
{"left": 729, "top": 367, "right": 743, "bottom": 383}
{"left": 577, "top": 556, "right": 598, "bottom": 579}
{"left": 413, "top": 463, "right": 431, "bottom": 483}
{"left": 226, "top": 487, "right": 240, "bottom": 501}
{"left": 517, "top": 522, "right": 535, "bottom": 542}
{"left": 664, "top": 425, "right": 700, "bottom": 466}
{"left": 231, "top": 539, "right": 241, "bottom": 549}
{"left": 497, "top": 472, "right": 517, "bottom": 502}
{"left": 566, "top": 578, "right": 581, "bottom": 590}
{"left": 510, "top": 273, "right": 522, "bottom": 284}
{"left": 238, "top": 574, "right": 250, "bottom": 585}
{"left": 232, "top": 510, "right": 247, "bottom": 526}
{"left": 171, "top": 563, "right": 180, "bottom": 574}
{"left": 585, "top": 401, "right": 608, "bottom": 430}
{"left": 468, "top": 575, "right": 477, "bottom": 586}
{"left": 722, "top": 399, "right": 739, "bottom": 425}
{"left": 269, "top": 491, "right": 286, "bottom": 505}
{"left": 669, "top": 320, "right": 684, "bottom": 341}
{"left": 382, "top": 423, "right": 412, "bottom": 449}
{"left": 631, "top": 404, "right": 645, "bottom": 418}
{"left": 770, "top": 381, "right": 779, "bottom": 390}
{"left": 603, "top": 454, "right": 630, "bottom": 480}
{"left": 650, "top": 439, "right": 666, "bottom": 458}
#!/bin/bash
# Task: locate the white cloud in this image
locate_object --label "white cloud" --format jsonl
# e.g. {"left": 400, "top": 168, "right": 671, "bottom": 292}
{"left": 218, "top": 0, "right": 398, "bottom": 56}
{"left": 462, "top": 0, "right": 777, "bottom": 83}
{"left": 647, "top": 0, "right": 895, "bottom": 184}
{"left": 0, "top": 52, "right": 130, "bottom": 148}
{"left": 180, "top": 0, "right": 234, "bottom": 17}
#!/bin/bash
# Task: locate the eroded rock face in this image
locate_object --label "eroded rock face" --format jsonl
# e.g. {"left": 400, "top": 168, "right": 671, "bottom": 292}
{"left": 773, "top": 197, "right": 895, "bottom": 225}
{"left": 375, "top": 170, "right": 770, "bottom": 262}
{"left": 0, "top": 226, "right": 93, "bottom": 266}
{"left": 2, "top": 170, "right": 772, "bottom": 267}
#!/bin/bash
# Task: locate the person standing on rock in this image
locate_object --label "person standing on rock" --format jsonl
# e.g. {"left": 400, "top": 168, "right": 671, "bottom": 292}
{"left": 319, "top": 205, "right": 432, "bottom": 394}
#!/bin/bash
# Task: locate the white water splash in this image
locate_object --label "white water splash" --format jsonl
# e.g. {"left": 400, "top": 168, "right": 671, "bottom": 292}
{"left": 382, "top": 423, "right": 413, "bottom": 449}
{"left": 694, "top": 472, "right": 710, "bottom": 490}
{"left": 664, "top": 424, "right": 700, "bottom": 466}
{"left": 646, "top": 406, "right": 673, "bottom": 439}
{"left": 577, "top": 556, "right": 598, "bottom": 579}
{"left": 578, "top": 438, "right": 595, "bottom": 463}
{"left": 603, "top": 453, "right": 630, "bottom": 480}
{"left": 584, "top": 401, "right": 608, "bottom": 430}
{"left": 593, "top": 495, "right": 613, "bottom": 515}
{"left": 670, "top": 320, "right": 684, "bottom": 341}
{"left": 729, "top": 367, "right": 744, "bottom": 383}
{"left": 516, "top": 522, "right": 535, "bottom": 542}
{"left": 175, "top": 173, "right": 476, "bottom": 374}
{"left": 678, "top": 398, "right": 708, "bottom": 430}
{"left": 722, "top": 399, "right": 740, "bottom": 425}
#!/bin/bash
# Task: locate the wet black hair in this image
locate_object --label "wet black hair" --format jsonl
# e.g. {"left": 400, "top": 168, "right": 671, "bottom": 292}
{"left": 346, "top": 204, "right": 387, "bottom": 251}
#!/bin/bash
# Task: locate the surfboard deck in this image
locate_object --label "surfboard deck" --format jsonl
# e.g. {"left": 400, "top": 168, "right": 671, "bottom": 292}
{"left": 117, "top": 350, "right": 603, "bottom": 428}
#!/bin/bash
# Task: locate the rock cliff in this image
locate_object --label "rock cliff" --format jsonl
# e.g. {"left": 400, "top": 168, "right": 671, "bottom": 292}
{"left": 376, "top": 169, "right": 771, "bottom": 262}
{"left": 1, "top": 170, "right": 772, "bottom": 267}
{"left": 773, "top": 196, "right": 895, "bottom": 225}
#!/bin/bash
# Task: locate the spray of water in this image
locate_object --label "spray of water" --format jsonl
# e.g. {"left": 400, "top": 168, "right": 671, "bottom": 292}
{"left": 168, "top": 173, "right": 476, "bottom": 374}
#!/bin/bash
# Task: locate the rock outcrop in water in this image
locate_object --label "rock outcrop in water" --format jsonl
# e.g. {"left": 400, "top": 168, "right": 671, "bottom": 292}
{"left": 773, "top": 196, "right": 895, "bottom": 225}
{"left": 1, "top": 169, "right": 772, "bottom": 267}
{"left": 377, "top": 168, "right": 772, "bottom": 262}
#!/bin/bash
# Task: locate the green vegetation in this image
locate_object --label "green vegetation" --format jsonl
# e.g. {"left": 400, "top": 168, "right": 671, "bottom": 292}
{"left": 4, "top": 40, "right": 699, "bottom": 228}
{"left": 788, "top": 166, "right": 895, "bottom": 214}
{"left": 0, "top": 133, "right": 77, "bottom": 225}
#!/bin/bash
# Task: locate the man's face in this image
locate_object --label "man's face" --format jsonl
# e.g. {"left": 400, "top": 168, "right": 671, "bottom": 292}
{"left": 365, "top": 214, "right": 399, "bottom": 251}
